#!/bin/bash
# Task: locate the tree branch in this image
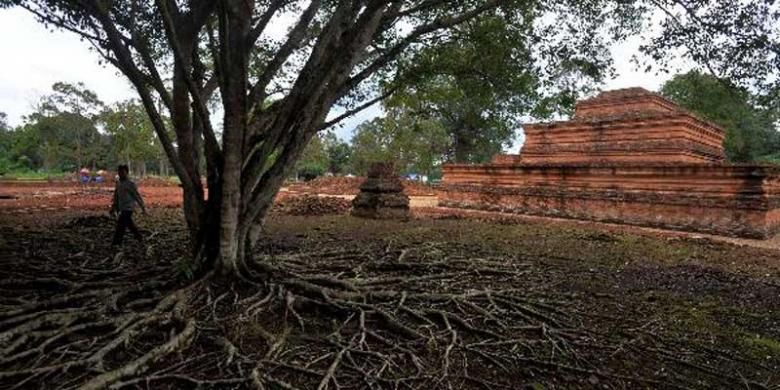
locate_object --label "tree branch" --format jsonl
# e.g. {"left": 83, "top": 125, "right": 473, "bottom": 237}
{"left": 129, "top": 32, "right": 173, "bottom": 111}
{"left": 318, "top": 87, "right": 396, "bottom": 131}
{"left": 157, "top": 0, "right": 223, "bottom": 167}
{"left": 247, "top": 0, "right": 322, "bottom": 108}
{"left": 339, "top": 0, "right": 502, "bottom": 98}
{"left": 83, "top": 0, "right": 196, "bottom": 193}
{"left": 246, "top": 0, "right": 289, "bottom": 50}
{"left": 19, "top": 3, "right": 106, "bottom": 43}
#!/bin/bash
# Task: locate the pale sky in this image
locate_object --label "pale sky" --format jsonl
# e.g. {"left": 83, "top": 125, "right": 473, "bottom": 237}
{"left": 0, "top": 7, "right": 690, "bottom": 149}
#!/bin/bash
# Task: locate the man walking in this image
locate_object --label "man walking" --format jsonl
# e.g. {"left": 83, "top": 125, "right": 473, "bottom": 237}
{"left": 110, "top": 165, "right": 146, "bottom": 247}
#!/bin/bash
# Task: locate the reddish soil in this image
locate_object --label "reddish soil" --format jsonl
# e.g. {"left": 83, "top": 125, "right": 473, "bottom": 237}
{"left": 0, "top": 182, "right": 183, "bottom": 216}
{"left": 0, "top": 181, "right": 352, "bottom": 220}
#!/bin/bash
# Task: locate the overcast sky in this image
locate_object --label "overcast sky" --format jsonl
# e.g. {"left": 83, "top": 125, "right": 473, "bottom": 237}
{"left": 0, "top": 7, "right": 691, "bottom": 150}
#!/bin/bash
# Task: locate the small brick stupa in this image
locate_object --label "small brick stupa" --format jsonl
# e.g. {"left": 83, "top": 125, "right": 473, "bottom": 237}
{"left": 352, "top": 162, "right": 410, "bottom": 219}
{"left": 438, "top": 88, "right": 780, "bottom": 238}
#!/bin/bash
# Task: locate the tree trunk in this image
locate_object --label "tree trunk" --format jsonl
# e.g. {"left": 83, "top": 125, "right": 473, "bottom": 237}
{"left": 215, "top": 0, "right": 252, "bottom": 275}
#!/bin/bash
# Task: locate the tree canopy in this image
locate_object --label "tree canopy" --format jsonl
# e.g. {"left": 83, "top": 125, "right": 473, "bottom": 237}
{"left": 351, "top": 112, "right": 448, "bottom": 178}
{"left": 382, "top": 11, "right": 610, "bottom": 163}
{"left": 638, "top": 0, "right": 779, "bottom": 101}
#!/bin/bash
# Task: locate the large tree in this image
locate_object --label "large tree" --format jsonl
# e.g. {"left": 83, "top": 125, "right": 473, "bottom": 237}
{"left": 39, "top": 82, "right": 105, "bottom": 169}
{"left": 294, "top": 130, "right": 329, "bottom": 180}
{"left": 639, "top": 0, "right": 779, "bottom": 101}
{"left": 10, "top": 82, "right": 107, "bottom": 172}
{"left": 382, "top": 12, "right": 610, "bottom": 163}
{"left": 294, "top": 131, "right": 352, "bottom": 179}
{"left": 3, "top": 1, "right": 780, "bottom": 388}
{"left": 323, "top": 131, "right": 353, "bottom": 175}
{"left": 1, "top": 0, "right": 636, "bottom": 274}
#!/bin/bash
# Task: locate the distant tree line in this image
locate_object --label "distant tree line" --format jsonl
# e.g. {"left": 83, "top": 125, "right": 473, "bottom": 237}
{"left": 3, "top": 72, "right": 776, "bottom": 181}
{"left": 0, "top": 82, "right": 169, "bottom": 177}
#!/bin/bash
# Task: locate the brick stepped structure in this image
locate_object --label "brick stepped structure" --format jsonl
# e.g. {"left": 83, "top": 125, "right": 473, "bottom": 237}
{"left": 438, "top": 88, "right": 780, "bottom": 238}
{"left": 521, "top": 88, "right": 726, "bottom": 164}
{"left": 352, "top": 162, "right": 410, "bottom": 219}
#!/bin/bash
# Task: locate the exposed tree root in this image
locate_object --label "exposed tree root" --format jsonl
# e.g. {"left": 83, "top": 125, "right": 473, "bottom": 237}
{"left": 1, "top": 217, "right": 776, "bottom": 389}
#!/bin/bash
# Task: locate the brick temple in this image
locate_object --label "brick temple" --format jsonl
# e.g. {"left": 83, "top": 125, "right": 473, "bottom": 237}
{"left": 438, "top": 88, "right": 780, "bottom": 238}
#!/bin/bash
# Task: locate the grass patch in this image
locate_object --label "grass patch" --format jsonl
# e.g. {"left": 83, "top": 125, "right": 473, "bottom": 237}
{"left": 744, "top": 335, "right": 780, "bottom": 359}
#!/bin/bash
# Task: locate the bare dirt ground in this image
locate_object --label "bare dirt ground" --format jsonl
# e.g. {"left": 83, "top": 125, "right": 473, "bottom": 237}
{"left": 1, "top": 182, "right": 779, "bottom": 389}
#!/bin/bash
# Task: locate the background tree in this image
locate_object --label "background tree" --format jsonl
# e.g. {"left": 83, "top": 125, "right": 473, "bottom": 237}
{"left": 37, "top": 81, "right": 105, "bottom": 169}
{"left": 351, "top": 112, "right": 449, "bottom": 179}
{"left": 0, "top": 84, "right": 177, "bottom": 177}
{"left": 294, "top": 132, "right": 329, "bottom": 180}
{"left": 8, "top": 82, "right": 107, "bottom": 172}
{"left": 322, "top": 132, "right": 353, "bottom": 175}
{"left": 0, "top": 112, "right": 13, "bottom": 174}
{"left": 661, "top": 71, "right": 779, "bottom": 162}
{"left": 383, "top": 12, "right": 611, "bottom": 163}
{"left": 294, "top": 131, "right": 354, "bottom": 179}
{"left": 638, "top": 1, "right": 780, "bottom": 104}
{"left": 102, "top": 100, "right": 161, "bottom": 176}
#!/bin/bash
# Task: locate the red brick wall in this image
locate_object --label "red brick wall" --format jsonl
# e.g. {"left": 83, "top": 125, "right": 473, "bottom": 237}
{"left": 575, "top": 97, "right": 677, "bottom": 118}
{"left": 522, "top": 115, "right": 726, "bottom": 164}
{"left": 438, "top": 163, "right": 780, "bottom": 238}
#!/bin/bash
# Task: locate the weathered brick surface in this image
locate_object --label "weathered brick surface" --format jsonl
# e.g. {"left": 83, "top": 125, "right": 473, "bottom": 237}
{"left": 352, "top": 162, "right": 410, "bottom": 219}
{"left": 522, "top": 88, "right": 726, "bottom": 164}
{"left": 440, "top": 88, "right": 780, "bottom": 238}
{"left": 574, "top": 87, "right": 680, "bottom": 118}
{"left": 438, "top": 164, "right": 780, "bottom": 238}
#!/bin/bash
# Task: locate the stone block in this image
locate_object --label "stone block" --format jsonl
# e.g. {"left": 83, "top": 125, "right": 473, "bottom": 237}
{"left": 352, "top": 162, "right": 410, "bottom": 220}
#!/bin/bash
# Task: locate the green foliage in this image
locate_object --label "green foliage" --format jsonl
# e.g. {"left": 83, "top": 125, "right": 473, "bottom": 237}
{"left": 381, "top": 7, "right": 611, "bottom": 163}
{"left": 295, "top": 131, "right": 355, "bottom": 179}
{"left": 102, "top": 100, "right": 161, "bottom": 171}
{"left": 322, "top": 132, "right": 352, "bottom": 175}
{"left": 295, "top": 134, "right": 329, "bottom": 181}
{"left": 756, "top": 153, "right": 780, "bottom": 166}
{"left": 0, "top": 84, "right": 172, "bottom": 176}
{"left": 661, "top": 71, "right": 779, "bottom": 162}
{"left": 3, "top": 82, "right": 108, "bottom": 172}
{"left": 0, "top": 112, "right": 13, "bottom": 175}
{"left": 638, "top": 1, "right": 779, "bottom": 101}
{"left": 351, "top": 113, "right": 449, "bottom": 178}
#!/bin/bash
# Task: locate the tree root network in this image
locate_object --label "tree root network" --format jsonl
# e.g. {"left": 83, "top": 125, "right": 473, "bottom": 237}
{"left": 0, "top": 213, "right": 776, "bottom": 389}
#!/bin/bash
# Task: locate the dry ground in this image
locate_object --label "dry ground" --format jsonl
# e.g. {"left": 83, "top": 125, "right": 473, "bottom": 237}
{"left": 0, "top": 183, "right": 779, "bottom": 389}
